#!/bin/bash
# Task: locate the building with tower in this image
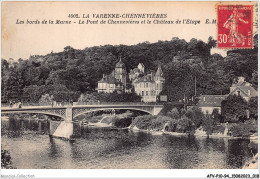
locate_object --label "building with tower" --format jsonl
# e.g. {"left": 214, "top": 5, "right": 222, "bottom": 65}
{"left": 97, "top": 57, "right": 126, "bottom": 93}
{"left": 132, "top": 65, "right": 165, "bottom": 102}
{"left": 114, "top": 57, "right": 127, "bottom": 88}
{"left": 97, "top": 58, "right": 165, "bottom": 102}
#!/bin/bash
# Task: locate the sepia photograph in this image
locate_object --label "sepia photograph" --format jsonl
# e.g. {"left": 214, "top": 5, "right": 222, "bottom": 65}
{"left": 1, "top": 1, "right": 259, "bottom": 178}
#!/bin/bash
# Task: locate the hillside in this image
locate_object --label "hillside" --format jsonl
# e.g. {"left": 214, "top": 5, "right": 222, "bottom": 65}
{"left": 1, "top": 35, "right": 258, "bottom": 103}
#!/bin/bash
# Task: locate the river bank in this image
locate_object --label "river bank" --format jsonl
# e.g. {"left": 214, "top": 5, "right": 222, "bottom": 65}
{"left": 1, "top": 148, "right": 15, "bottom": 169}
{"left": 129, "top": 125, "right": 259, "bottom": 140}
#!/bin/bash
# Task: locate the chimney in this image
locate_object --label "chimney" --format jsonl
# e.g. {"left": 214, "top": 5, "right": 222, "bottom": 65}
{"left": 151, "top": 72, "right": 154, "bottom": 80}
{"left": 238, "top": 76, "right": 245, "bottom": 82}
{"left": 248, "top": 90, "right": 251, "bottom": 96}
{"left": 203, "top": 96, "right": 206, "bottom": 102}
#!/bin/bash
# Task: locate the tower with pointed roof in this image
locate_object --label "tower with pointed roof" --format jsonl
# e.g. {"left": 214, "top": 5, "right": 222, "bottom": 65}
{"left": 154, "top": 65, "right": 165, "bottom": 95}
{"left": 114, "top": 57, "right": 127, "bottom": 91}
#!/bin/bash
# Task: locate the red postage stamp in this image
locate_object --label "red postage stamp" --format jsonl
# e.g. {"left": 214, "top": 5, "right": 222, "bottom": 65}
{"left": 217, "top": 5, "right": 253, "bottom": 49}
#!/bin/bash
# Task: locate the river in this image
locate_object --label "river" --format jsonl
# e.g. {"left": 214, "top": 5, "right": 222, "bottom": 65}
{"left": 1, "top": 117, "right": 256, "bottom": 169}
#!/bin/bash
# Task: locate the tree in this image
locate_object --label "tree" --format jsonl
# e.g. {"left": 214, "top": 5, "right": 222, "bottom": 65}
{"left": 167, "top": 107, "right": 180, "bottom": 119}
{"left": 176, "top": 116, "right": 195, "bottom": 135}
{"left": 22, "top": 85, "right": 46, "bottom": 103}
{"left": 248, "top": 97, "right": 257, "bottom": 119}
{"left": 202, "top": 114, "right": 215, "bottom": 138}
{"left": 250, "top": 70, "right": 258, "bottom": 90}
{"left": 39, "top": 94, "right": 53, "bottom": 105}
{"left": 221, "top": 95, "right": 248, "bottom": 122}
{"left": 184, "top": 107, "right": 204, "bottom": 127}
{"left": 211, "top": 108, "right": 222, "bottom": 123}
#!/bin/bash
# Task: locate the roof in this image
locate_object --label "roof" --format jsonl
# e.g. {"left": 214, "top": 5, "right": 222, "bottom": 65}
{"left": 232, "top": 76, "right": 251, "bottom": 87}
{"left": 230, "top": 76, "right": 258, "bottom": 97}
{"left": 98, "top": 73, "right": 122, "bottom": 85}
{"left": 115, "top": 57, "right": 126, "bottom": 68}
{"left": 129, "top": 68, "right": 143, "bottom": 75}
{"left": 197, "top": 95, "right": 228, "bottom": 107}
{"left": 230, "top": 86, "right": 258, "bottom": 97}
{"left": 134, "top": 73, "right": 154, "bottom": 83}
{"left": 138, "top": 63, "right": 145, "bottom": 67}
{"left": 155, "top": 65, "right": 163, "bottom": 77}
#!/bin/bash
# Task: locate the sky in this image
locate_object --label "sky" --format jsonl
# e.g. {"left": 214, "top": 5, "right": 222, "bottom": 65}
{"left": 1, "top": 1, "right": 257, "bottom": 60}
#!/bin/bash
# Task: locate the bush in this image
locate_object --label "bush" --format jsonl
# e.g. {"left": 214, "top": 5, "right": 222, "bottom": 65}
{"left": 221, "top": 95, "right": 248, "bottom": 123}
{"left": 131, "top": 115, "right": 156, "bottom": 130}
{"left": 212, "top": 123, "right": 226, "bottom": 134}
{"left": 100, "top": 116, "right": 117, "bottom": 124}
{"left": 229, "top": 119, "right": 258, "bottom": 137}
{"left": 168, "top": 119, "right": 179, "bottom": 132}
{"left": 211, "top": 108, "right": 222, "bottom": 123}
{"left": 185, "top": 107, "right": 204, "bottom": 128}
{"left": 113, "top": 117, "right": 132, "bottom": 128}
{"left": 151, "top": 116, "right": 173, "bottom": 131}
{"left": 202, "top": 114, "right": 215, "bottom": 137}
{"left": 175, "top": 116, "right": 196, "bottom": 135}
{"left": 88, "top": 116, "right": 103, "bottom": 123}
{"left": 167, "top": 107, "right": 180, "bottom": 119}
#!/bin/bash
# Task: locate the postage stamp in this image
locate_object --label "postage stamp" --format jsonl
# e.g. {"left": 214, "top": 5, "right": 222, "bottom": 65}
{"left": 217, "top": 5, "right": 253, "bottom": 49}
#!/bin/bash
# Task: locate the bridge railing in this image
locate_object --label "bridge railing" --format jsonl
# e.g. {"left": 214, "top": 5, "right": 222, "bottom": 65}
{"left": 74, "top": 102, "right": 161, "bottom": 106}
{"left": 1, "top": 102, "right": 72, "bottom": 108}
{"left": 1, "top": 101, "right": 163, "bottom": 108}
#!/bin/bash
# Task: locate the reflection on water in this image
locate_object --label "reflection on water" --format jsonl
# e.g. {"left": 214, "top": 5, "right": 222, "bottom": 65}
{"left": 1, "top": 117, "right": 257, "bottom": 169}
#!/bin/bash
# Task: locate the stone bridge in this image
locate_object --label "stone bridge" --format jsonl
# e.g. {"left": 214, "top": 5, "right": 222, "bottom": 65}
{"left": 1, "top": 103, "right": 163, "bottom": 139}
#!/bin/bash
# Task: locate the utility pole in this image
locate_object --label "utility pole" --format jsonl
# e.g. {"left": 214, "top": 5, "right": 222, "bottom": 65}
{"left": 195, "top": 76, "right": 197, "bottom": 97}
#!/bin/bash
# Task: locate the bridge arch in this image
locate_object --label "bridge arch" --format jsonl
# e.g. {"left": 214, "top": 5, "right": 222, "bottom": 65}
{"left": 1, "top": 111, "right": 65, "bottom": 120}
{"left": 73, "top": 107, "right": 153, "bottom": 119}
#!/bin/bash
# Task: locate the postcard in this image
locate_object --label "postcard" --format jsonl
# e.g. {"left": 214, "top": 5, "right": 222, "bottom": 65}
{"left": 1, "top": 1, "right": 259, "bottom": 178}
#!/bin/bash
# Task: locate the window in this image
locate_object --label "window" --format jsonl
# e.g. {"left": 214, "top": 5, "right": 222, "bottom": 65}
{"left": 146, "top": 83, "right": 148, "bottom": 88}
{"left": 146, "top": 91, "right": 148, "bottom": 96}
{"left": 156, "top": 83, "right": 158, "bottom": 90}
{"left": 142, "top": 91, "right": 144, "bottom": 96}
{"left": 237, "top": 91, "right": 240, "bottom": 96}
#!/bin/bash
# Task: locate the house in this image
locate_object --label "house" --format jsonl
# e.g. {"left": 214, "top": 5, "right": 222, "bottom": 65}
{"left": 229, "top": 76, "right": 258, "bottom": 102}
{"left": 197, "top": 76, "right": 258, "bottom": 114}
{"left": 97, "top": 72, "right": 123, "bottom": 93}
{"left": 197, "top": 95, "right": 228, "bottom": 114}
{"left": 97, "top": 58, "right": 126, "bottom": 93}
{"left": 97, "top": 58, "right": 165, "bottom": 102}
{"left": 132, "top": 65, "right": 165, "bottom": 102}
{"left": 129, "top": 63, "right": 145, "bottom": 81}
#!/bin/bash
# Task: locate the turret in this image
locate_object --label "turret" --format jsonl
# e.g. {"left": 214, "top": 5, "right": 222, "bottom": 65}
{"left": 154, "top": 65, "right": 165, "bottom": 95}
{"left": 114, "top": 57, "right": 127, "bottom": 91}
{"left": 138, "top": 63, "right": 145, "bottom": 73}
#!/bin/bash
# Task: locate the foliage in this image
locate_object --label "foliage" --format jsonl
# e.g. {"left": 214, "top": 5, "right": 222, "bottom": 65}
{"left": 184, "top": 107, "right": 204, "bottom": 127}
{"left": 1, "top": 35, "right": 257, "bottom": 103}
{"left": 175, "top": 116, "right": 195, "bottom": 135}
{"left": 212, "top": 124, "right": 226, "bottom": 134}
{"left": 159, "top": 102, "right": 184, "bottom": 116}
{"left": 78, "top": 91, "right": 141, "bottom": 103}
{"left": 151, "top": 116, "right": 173, "bottom": 131}
{"left": 167, "top": 107, "right": 180, "bottom": 119}
{"left": 221, "top": 95, "right": 248, "bottom": 122}
{"left": 87, "top": 116, "right": 103, "bottom": 123}
{"left": 39, "top": 94, "right": 53, "bottom": 105}
{"left": 131, "top": 115, "right": 157, "bottom": 130}
{"left": 229, "top": 119, "right": 258, "bottom": 137}
{"left": 113, "top": 117, "right": 132, "bottom": 128}
{"left": 202, "top": 114, "right": 215, "bottom": 137}
{"left": 1, "top": 148, "right": 15, "bottom": 169}
{"left": 248, "top": 97, "right": 257, "bottom": 119}
{"left": 211, "top": 108, "right": 222, "bottom": 123}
